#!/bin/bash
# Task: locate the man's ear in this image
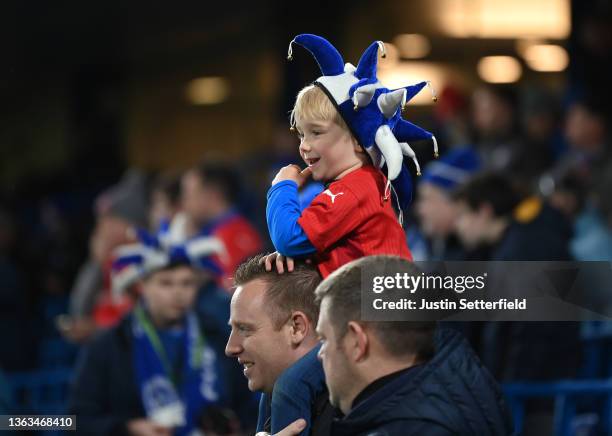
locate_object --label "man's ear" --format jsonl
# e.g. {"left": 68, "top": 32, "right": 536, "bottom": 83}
{"left": 346, "top": 321, "right": 368, "bottom": 362}
{"left": 289, "top": 311, "right": 311, "bottom": 346}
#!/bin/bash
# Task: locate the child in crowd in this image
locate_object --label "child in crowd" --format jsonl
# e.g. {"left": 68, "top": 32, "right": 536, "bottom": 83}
{"left": 266, "top": 34, "right": 437, "bottom": 278}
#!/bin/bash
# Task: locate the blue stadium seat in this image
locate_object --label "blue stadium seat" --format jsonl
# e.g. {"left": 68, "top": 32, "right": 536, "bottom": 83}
{"left": 6, "top": 367, "right": 73, "bottom": 414}
{"left": 6, "top": 367, "right": 73, "bottom": 436}
{"left": 581, "top": 321, "right": 612, "bottom": 378}
{"left": 504, "top": 380, "right": 612, "bottom": 436}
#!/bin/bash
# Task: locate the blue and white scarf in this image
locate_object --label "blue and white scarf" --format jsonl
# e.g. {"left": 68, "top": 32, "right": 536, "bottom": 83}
{"left": 132, "top": 305, "right": 223, "bottom": 435}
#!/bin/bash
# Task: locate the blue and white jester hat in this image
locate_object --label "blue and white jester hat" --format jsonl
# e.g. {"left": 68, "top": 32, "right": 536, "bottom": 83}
{"left": 111, "top": 218, "right": 225, "bottom": 297}
{"left": 288, "top": 34, "right": 438, "bottom": 208}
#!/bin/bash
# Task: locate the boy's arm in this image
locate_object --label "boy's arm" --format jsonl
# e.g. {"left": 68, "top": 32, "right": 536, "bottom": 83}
{"left": 266, "top": 181, "right": 317, "bottom": 257}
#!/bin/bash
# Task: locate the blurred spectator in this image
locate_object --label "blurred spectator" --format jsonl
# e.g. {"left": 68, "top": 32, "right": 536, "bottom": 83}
{"left": 471, "top": 85, "right": 522, "bottom": 170}
{"left": 453, "top": 173, "right": 571, "bottom": 261}
{"left": 519, "top": 88, "right": 559, "bottom": 172}
{"left": 181, "top": 162, "right": 263, "bottom": 289}
{"left": 563, "top": 96, "right": 610, "bottom": 185}
{"left": 570, "top": 162, "right": 612, "bottom": 261}
{"left": 471, "top": 85, "right": 550, "bottom": 188}
{"left": 62, "top": 169, "right": 149, "bottom": 342}
{"left": 414, "top": 148, "right": 480, "bottom": 261}
{"left": 149, "top": 174, "right": 182, "bottom": 232}
{"left": 544, "top": 95, "right": 610, "bottom": 200}
{"left": 69, "top": 262, "right": 245, "bottom": 436}
{"left": 544, "top": 93, "right": 611, "bottom": 262}
{"left": 453, "top": 173, "right": 580, "bottom": 435}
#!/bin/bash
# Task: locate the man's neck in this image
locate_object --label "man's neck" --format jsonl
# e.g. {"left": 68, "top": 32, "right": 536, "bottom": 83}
{"left": 293, "top": 335, "right": 320, "bottom": 361}
{"left": 361, "top": 355, "right": 419, "bottom": 388}
{"left": 343, "top": 355, "right": 420, "bottom": 414}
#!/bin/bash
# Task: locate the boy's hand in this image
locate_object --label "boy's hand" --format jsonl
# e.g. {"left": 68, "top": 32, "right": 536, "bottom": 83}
{"left": 261, "top": 251, "right": 294, "bottom": 274}
{"left": 260, "top": 252, "right": 313, "bottom": 274}
{"left": 272, "top": 165, "right": 312, "bottom": 188}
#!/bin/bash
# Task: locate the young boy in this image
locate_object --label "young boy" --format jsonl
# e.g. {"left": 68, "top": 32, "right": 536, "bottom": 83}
{"left": 266, "top": 34, "right": 437, "bottom": 278}
{"left": 259, "top": 34, "right": 437, "bottom": 436}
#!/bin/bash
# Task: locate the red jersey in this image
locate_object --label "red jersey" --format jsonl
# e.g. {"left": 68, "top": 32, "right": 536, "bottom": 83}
{"left": 297, "top": 165, "right": 412, "bottom": 277}
{"left": 210, "top": 214, "right": 263, "bottom": 287}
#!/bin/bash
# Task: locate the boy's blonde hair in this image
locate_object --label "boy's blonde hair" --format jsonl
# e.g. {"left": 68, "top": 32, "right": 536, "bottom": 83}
{"left": 290, "top": 85, "right": 349, "bottom": 132}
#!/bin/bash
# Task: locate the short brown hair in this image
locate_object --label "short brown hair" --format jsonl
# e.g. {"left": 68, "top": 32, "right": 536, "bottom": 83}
{"left": 315, "top": 255, "right": 436, "bottom": 361}
{"left": 234, "top": 253, "right": 322, "bottom": 329}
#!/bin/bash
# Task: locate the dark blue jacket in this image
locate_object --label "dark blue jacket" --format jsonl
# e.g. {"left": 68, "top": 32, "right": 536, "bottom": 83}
{"left": 332, "top": 329, "right": 513, "bottom": 436}
{"left": 68, "top": 310, "right": 256, "bottom": 435}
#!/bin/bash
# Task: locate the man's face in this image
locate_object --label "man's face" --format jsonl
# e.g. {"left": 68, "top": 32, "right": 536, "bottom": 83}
{"left": 316, "top": 297, "right": 356, "bottom": 415}
{"left": 454, "top": 201, "right": 491, "bottom": 248}
{"left": 181, "top": 171, "right": 214, "bottom": 223}
{"left": 225, "top": 279, "right": 295, "bottom": 394}
{"left": 142, "top": 266, "right": 198, "bottom": 326}
{"left": 296, "top": 118, "right": 363, "bottom": 181}
{"left": 416, "top": 183, "right": 458, "bottom": 238}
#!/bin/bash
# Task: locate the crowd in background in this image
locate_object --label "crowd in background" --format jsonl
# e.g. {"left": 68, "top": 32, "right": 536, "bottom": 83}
{"left": 1, "top": 76, "right": 611, "bottom": 425}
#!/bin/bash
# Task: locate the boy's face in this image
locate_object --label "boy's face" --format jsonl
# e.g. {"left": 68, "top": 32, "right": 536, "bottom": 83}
{"left": 296, "top": 118, "right": 363, "bottom": 181}
{"left": 142, "top": 265, "right": 199, "bottom": 327}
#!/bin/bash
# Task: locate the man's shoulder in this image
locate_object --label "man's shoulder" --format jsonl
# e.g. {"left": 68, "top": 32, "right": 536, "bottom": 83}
{"left": 341, "top": 330, "right": 511, "bottom": 435}
{"left": 274, "top": 343, "right": 325, "bottom": 395}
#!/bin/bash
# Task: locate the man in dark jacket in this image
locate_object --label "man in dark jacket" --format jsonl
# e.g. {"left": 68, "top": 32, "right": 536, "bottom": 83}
{"left": 312, "top": 255, "right": 512, "bottom": 436}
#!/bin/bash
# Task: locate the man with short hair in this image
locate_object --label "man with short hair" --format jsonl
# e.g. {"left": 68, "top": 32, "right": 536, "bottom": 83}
{"left": 226, "top": 254, "right": 333, "bottom": 436}
{"left": 313, "top": 255, "right": 512, "bottom": 436}
{"left": 181, "top": 162, "right": 263, "bottom": 286}
{"left": 452, "top": 172, "right": 571, "bottom": 261}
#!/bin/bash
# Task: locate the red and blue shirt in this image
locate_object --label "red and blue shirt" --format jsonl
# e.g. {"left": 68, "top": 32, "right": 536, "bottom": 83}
{"left": 267, "top": 165, "right": 412, "bottom": 278}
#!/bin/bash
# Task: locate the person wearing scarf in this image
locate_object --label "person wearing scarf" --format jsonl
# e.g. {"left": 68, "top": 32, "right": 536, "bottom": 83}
{"left": 69, "top": 230, "right": 239, "bottom": 436}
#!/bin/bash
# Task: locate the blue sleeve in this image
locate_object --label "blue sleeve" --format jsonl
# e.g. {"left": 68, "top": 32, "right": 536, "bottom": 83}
{"left": 266, "top": 181, "right": 317, "bottom": 257}
{"left": 298, "top": 182, "right": 325, "bottom": 211}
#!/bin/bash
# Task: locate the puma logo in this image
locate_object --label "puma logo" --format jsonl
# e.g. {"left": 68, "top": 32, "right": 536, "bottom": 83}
{"left": 323, "top": 189, "right": 344, "bottom": 204}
